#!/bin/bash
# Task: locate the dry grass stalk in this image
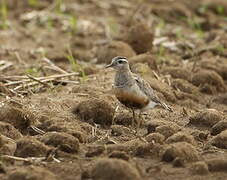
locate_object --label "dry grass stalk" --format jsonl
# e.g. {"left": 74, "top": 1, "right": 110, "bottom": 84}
{"left": 14, "top": 51, "right": 26, "bottom": 65}
{"left": 29, "top": 125, "right": 46, "bottom": 135}
{"left": 152, "top": 70, "right": 160, "bottom": 80}
{"left": 2, "top": 155, "right": 60, "bottom": 164}
{"left": 42, "top": 57, "right": 68, "bottom": 74}
{"left": 0, "top": 60, "right": 13, "bottom": 71}
{"left": 4, "top": 72, "right": 79, "bottom": 89}
{"left": 26, "top": 74, "right": 52, "bottom": 88}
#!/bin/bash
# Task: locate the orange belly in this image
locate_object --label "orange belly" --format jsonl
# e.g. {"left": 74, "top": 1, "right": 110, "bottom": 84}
{"left": 114, "top": 89, "right": 149, "bottom": 109}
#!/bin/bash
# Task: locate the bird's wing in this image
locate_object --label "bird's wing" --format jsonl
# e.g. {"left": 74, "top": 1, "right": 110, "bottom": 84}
{"left": 132, "top": 73, "right": 160, "bottom": 103}
{"left": 132, "top": 73, "right": 172, "bottom": 111}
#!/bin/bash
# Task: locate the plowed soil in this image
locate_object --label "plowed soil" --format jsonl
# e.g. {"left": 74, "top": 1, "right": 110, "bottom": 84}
{"left": 0, "top": 0, "right": 227, "bottom": 180}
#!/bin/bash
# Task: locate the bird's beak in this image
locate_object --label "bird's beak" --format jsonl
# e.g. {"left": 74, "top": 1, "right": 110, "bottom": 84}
{"left": 105, "top": 63, "right": 113, "bottom": 68}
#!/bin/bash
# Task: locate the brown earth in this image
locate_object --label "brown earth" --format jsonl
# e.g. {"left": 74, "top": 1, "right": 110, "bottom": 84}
{"left": 0, "top": 0, "right": 227, "bottom": 179}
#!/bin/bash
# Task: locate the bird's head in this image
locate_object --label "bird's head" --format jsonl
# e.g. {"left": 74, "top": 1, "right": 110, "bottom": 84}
{"left": 105, "top": 56, "right": 129, "bottom": 71}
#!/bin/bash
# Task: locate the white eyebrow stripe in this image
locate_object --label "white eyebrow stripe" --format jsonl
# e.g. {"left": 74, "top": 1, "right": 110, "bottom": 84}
{"left": 118, "top": 59, "right": 128, "bottom": 62}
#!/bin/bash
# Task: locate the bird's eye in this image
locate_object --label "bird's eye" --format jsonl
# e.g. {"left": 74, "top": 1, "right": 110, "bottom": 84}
{"left": 118, "top": 60, "right": 123, "bottom": 64}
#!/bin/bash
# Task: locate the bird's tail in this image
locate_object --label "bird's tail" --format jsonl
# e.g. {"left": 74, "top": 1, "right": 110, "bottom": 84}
{"left": 159, "top": 102, "right": 173, "bottom": 112}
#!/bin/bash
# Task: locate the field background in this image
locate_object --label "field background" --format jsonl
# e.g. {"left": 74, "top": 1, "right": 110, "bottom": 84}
{"left": 0, "top": 0, "right": 227, "bottom": 180}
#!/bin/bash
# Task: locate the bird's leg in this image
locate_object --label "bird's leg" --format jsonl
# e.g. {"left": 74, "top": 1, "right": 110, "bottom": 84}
{"left": 132, "top": 108, "right": 136, "bottom": 127}
{"left": 138, "top": 110, "right": 146, "bottom": 128}
{"left": 137, "top": 111, "right": 142, "bottom": 128}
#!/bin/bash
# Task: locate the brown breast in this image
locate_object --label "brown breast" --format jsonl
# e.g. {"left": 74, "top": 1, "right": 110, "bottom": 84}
{"left": 114, "top": 88, "right": 149, "bottom": 109}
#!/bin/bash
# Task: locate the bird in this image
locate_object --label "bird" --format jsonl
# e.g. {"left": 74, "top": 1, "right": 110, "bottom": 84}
{"left": 106, "top": 56, "right": 172, "bottom": 127}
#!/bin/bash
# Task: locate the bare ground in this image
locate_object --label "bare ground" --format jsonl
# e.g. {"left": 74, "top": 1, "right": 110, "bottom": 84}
{"left": 0, "top": 0, "right": 227, "bottom": 180}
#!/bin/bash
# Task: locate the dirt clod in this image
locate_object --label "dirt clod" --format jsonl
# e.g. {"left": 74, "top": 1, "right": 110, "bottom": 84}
{"left": 1, "top": 0, "right": 227, "bottom": 179}
{"left": 70, "top": 131, "right": 87, "bottom": 143}
{"left": 172, "top": 79, "right": 199, "bottom": 94}
{"left": 8, "top": 166, "right": 57, "bottom": 180}
{"left": 0, "top": 161, "right": 6, "bottom": 173}
{"left": 114, "top": 113, "right": 133, "bottom": 126}
{"left": 111, "top": 125, "right": 132, "bottom": 136}
{"left": 0, "top": 104, "right": 35, "bottom": 133}
{"left": 123, "top": 23, "right": 153, "bottom": 54}
{"left": 15, "top": 137, "right": 49, "bottom": 157}
{"left": 109, "top": 151, "right": 130, "bottom": 161}
{"left": 211, "top": 120, "right": 227, "bottom": 135}
{"left": 162, "top": 67, "right": 192, "bottom": 81}
{"left": 162, "top": 142, "right": 199, "bottom": 163}
{"left": 156, "top": 124, "right": 181, "bottom": 139}
{"left": 191, "top": 130, "right": 209, "bottom": 142}
{"left": 206, "top": 158, "right": 227, "bottom": 172}
{"left": 191, "top": 69, "right": 226, "bottom": 93}
{"left": 91, "top": 158, "right": 141, "bottom": 180}
{"left": 146, "top": 120, "right": 170, "bottom": 134}
{"left": 145, "top": 133, "right": 165, "bottom": 144}
{"left": 135, "top": 143, "right": 165, "bottom": 158}
{"left": 128, "top": 53, "right": 157, "bottom": 70}
{"left": 213, "top": 94, "right": 227, "bottom": 105}
{"left": 200, "top": 59, "right": 227, "bottom": 80}
{"left": 190, "top": 161, "right": 209, "bottom": 175}
{"left": 172, "top": 157, "right": 185, "bottom": 167}
{"left": 86, "top": 145, "right": 105, "bottom": 157}
{"left": 0, "top": 135, "right": 16, "bottom": 156}
{"left": 189, "top": 109, "right": 223, "bottom": 127}
{"left": 211, "top": 130, "right": 227, "bottom": 149}
{"left": 0, "top": 121, "right": 22, "bottom": 140}
{"left": 73, "top": 98, "right": 114, "bottom": 127}
{"left": 40, "top": 132, "right": 79, "bottom": 153}
{"left": 97, "top": 41, "right": 136, "bottom": 64}
{"left": 166, "top": 132, "right": 196, "bottom": 145}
